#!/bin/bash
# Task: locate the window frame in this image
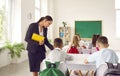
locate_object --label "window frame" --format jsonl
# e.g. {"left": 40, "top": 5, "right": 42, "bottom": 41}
{"left": 115, "top": 0, "right": 120, "bottom": 38}
{"left": 116, "top": 9, "right": 120, "bottom": 38}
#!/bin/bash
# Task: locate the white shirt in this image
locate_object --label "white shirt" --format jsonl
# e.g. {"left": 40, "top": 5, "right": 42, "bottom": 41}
{"left": 41, "top": 48, "right": 71, "bottom": 71}
{"left": 46, "top": 48, "right": 70, "bottom": 63}
{"left": 79, "top": 40, "right": 85, "bottom": 47}
{"left": 87, "top": 48, "right": 118, "bottom": 68}
{"left": 38, "top": 26, "right": 43, "bottom": 36}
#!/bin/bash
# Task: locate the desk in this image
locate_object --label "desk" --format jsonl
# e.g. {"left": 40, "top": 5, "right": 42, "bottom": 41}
{"left": 65, "top": 54, "right": 96, "bottom": 76}
{"left": 81, "top": 49, "right": 92, "bottom": 54}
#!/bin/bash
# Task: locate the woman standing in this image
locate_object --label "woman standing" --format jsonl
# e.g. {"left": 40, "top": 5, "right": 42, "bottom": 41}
{"left": 25, "top": 15, "right": 54, "bottom": 76}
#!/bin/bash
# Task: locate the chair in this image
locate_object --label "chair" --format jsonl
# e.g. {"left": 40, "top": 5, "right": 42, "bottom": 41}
{"left": 95, "top": 64, "right": 108, "bottom": 76}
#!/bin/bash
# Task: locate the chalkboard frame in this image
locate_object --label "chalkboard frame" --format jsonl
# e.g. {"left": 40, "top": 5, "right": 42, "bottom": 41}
{"left": 75, "top": 20, "right": 102, "bottom": 38}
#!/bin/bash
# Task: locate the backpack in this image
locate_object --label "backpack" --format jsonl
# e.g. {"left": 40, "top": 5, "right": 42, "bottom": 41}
{"left": 67, "top": 46, "right": 79, "bottom": 54}
{"left": 104, "top": 62, "right": 120, "bottom": 76}
{"left": 39, "top": 61, "right": 64, "bottom": 76}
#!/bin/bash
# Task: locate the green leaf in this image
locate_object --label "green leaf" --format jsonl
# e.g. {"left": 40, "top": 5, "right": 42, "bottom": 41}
{"left": 0, "top": 41, "right": 25, "bottom": 58}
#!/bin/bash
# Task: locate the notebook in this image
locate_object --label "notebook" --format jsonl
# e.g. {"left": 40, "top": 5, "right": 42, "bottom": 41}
{"left": 31, "top": 33, "right": 45, "bottom": 42}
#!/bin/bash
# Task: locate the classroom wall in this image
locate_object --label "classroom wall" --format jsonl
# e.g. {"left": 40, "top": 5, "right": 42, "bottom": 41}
{"left": 21, "top": 0, "right": 35, "bottom": 43}
{"left": 53, "top": 0, "right": 120, "bottom": 50}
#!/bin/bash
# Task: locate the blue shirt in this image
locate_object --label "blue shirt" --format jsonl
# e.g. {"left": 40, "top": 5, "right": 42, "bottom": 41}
{"left": 87, "top": 48, "right": 118, "bottom": 68}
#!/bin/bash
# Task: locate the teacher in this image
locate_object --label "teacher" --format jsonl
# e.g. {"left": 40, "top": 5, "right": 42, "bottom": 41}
{"left": 25, "top": 15, "right": 54, "bottom": 76}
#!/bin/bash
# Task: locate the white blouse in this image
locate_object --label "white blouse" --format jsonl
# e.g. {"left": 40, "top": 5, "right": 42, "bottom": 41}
{"left": 38, "top": 26, "right": 43, "bottom": 36}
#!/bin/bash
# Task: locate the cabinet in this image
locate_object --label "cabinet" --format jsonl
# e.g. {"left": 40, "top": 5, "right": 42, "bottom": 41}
{"left": 59, "top": 27, "right": 71, "bottom": 45}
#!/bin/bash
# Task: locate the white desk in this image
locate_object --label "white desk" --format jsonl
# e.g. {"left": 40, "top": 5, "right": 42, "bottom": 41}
{"left": 62, "top": 45, "right": 95, "bottom": 54}
{"left": 65, "top": 54, "right": 96, "bottom": 70}
{"left": 41, "top": 54, "right": 96, "bottom": 76}
{"left": 81, "top": 49, "right": 92, "bottom": 54}
{"left": 65, "top": 54, "right": 96, "bottom": 76}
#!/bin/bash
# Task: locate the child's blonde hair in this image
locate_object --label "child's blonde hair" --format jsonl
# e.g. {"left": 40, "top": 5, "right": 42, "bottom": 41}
{"left": 75, "top": 34, "right": 81, "bottom": 41}
{"left": 72, "top": 35, "right": 79, "bottom": 47}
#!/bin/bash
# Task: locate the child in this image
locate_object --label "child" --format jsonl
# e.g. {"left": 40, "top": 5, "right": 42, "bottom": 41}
{"left": 40, "top": 38, "right": 71, "bottom": 76}
{"left": 84, "top": 36, "right": 118, "bottom": 68}
{"left": 68, "top": 35, "right": 82, "bottom": 54}
{"left": 88, "top": 34, "right": 100, "bottom": 49}
{"left": 67, "top": 35, "right": 82, "bottom": 76}
{"left": 40, "top": 38, "right": 71, "bottom": 75}
{"left": 88, "top": 34, "right": 100, "bottom": 53}
{"left": 76, "top": 34, "right": 87, "bottom": 49}
{"left": 46, "top": 38, "right": 71, "bottom": 63}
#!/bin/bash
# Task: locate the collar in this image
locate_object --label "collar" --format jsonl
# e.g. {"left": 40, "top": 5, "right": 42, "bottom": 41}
{"left": 54, "top": 48, "right": 61, "bottom": 51}
{"left": 100, "top": 48, "right": 107, "bottom": 52}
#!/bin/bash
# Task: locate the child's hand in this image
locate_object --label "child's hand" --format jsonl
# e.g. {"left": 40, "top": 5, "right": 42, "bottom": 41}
{"left": 84, "top": 59, "right": 88, "bottom": 64}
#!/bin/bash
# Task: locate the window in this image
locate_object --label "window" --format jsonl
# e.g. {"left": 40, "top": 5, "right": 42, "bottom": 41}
{"left": 0, "top": 0, "right": 11, "bottom": 43}
{"left": 35, "top": 0, "right": 53, "bottom": 40}
{"left": 35, "top": 0, "right": 48, "bottom": 21}
{"left": 40, "top": 0, "right": 48, "bottom": 16}
{"left": 35, "top": 0, "right": 41, "bottom": 21}
{"left": 115, "top": 0, "right": 120, "bottom": 38}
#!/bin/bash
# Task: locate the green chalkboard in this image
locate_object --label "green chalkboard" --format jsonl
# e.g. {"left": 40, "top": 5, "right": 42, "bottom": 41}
{"left": 75, "top": 21, "right": 102, "bottom": 38}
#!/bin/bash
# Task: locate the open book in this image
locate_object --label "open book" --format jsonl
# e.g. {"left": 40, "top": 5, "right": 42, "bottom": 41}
{"left": 31, "top": 33, "right": 45, "bottom": 42}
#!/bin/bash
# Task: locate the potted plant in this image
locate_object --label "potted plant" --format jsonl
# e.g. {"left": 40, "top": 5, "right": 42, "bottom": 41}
{"left": 0, "top": 41, "right": 25, "bottom": 59}
{"left": 62, "top": 21, "right": 67, "bottom": 27}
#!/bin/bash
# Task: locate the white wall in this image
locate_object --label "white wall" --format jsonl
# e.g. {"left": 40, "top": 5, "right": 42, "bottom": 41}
{"left": 52, "top": 0, "right": 120, "bottom": 50}
{"left": 21, "top": 0, "right": 35, "bottom": 43}
{"left": 0, "top": 51, "right": 10, "bottom": 68}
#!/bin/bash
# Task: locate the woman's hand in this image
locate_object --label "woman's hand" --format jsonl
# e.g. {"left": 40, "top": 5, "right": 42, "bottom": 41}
{"left": 39, "top": 40, "right": 44, "bottom": 45}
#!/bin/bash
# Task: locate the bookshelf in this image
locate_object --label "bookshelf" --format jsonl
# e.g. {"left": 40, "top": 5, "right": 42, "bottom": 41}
{"left": 59, "top": 27, "right": 71, "bottom": 45}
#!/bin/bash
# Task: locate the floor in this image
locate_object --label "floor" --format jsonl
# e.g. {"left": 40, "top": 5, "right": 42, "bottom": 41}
{"left": 0, "top": 60, "right": 32, "bottom": 76}
{"left": 0, "top": 53, "right": 93, "bottom": 76}
{"left": 0, "top": 60, "right": 92, "bottom": 76}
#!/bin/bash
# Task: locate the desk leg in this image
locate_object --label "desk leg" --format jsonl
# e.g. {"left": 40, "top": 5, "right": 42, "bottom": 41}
{"left": 85, "top": 71, "right": 89, "bottom": 76}
{"left": 69, "top": 70, "right": 72, "bottom": 75}
{"left": 78, "top": 70, "right": 83, "bottom": 76}
{"left": 91, "top": 71, "right": 94, "bottom": 76}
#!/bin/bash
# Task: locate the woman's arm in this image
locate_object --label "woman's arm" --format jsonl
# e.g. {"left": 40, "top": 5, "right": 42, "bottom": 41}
{"left": 25, "top": 23, "right": 39, "bottom": 46}
{"left": 43, "top": 28, "right": 54, "bottom": 50}
{"left": 44, "top": 38, "right": 54, "bottom": 50}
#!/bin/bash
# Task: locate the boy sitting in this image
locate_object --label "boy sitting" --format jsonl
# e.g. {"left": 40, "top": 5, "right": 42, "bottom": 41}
{"left": 84, "top": 36, "right": 118, "bottom": 68}
{"left": 40, "top": 38, "right": 71, "bottom": 74}
{"left": 46, "top": 38, "right": 71, "bottom": 63}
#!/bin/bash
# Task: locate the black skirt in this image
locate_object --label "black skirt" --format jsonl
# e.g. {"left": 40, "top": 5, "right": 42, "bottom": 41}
{"left": 28, "top": 51, "right": 45, "bottom": 72}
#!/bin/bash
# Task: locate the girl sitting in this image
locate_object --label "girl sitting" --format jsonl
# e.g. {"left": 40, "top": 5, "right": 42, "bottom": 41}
{"left": 67, "top": 35, "right": 82, "bottom": 54}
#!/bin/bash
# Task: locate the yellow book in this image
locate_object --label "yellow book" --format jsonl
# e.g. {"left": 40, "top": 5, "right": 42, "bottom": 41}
{"left": 31, "top": 33, "right": 45, "bottom": 42}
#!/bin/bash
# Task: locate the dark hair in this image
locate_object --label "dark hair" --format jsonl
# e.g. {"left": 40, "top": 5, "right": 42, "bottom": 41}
{"left": 54, "top": 38, "right": 63, "bottom": 48}
{"left": 92, "top": 34, "right": 100, "bottom": 47}
{"left": 37, "top": 15, "right": 53, "bottom": 23}
{"left": 96, "top": 36, "right": 108, "bottom": 45}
